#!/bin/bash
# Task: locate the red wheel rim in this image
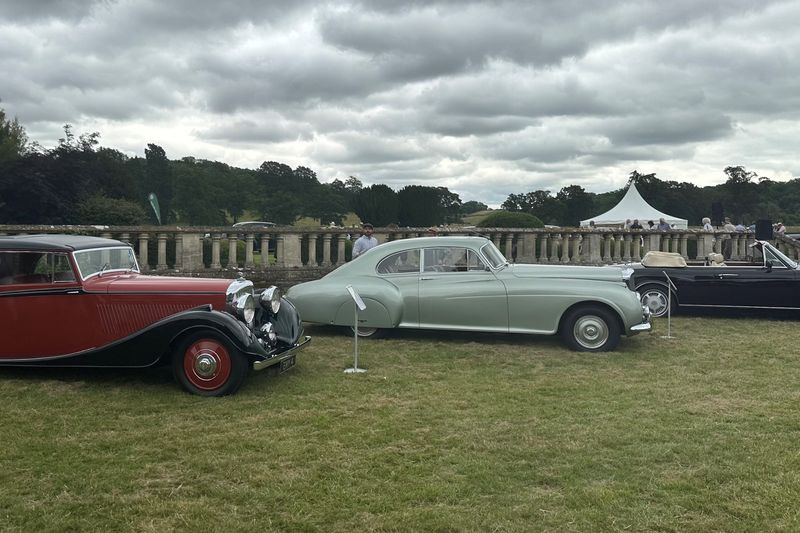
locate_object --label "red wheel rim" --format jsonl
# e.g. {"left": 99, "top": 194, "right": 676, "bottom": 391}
{"left": 183, "top": 339, "right": 232, "bottom": 391}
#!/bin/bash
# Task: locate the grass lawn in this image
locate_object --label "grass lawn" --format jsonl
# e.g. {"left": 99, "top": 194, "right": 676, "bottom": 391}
{"left": 2, "top": 315, "right": 800, "bottom": 531}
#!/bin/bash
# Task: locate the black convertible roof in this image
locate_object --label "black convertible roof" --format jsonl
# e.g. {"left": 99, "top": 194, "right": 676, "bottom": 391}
{"left": 0, "top": 234, "right": 129, "bottom": 252}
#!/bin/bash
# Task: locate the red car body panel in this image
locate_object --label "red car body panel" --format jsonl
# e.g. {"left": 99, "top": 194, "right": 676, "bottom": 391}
{"left": 2, "top": 274, "right": 232, "bottom": 359}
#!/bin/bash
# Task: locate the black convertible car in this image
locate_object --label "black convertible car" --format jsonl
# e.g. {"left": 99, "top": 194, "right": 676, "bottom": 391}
{"left": 629, "top": 240, "right": 799, "bottom": 317}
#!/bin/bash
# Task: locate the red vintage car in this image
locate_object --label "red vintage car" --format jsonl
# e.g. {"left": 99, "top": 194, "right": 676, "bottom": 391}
{"left": 0, "top": 234, "right": 310, "bottom": 396}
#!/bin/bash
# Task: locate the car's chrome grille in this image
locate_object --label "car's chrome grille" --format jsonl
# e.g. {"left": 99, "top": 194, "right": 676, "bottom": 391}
{"left": 98, "top": 303, "right": 196, "bottom": 338}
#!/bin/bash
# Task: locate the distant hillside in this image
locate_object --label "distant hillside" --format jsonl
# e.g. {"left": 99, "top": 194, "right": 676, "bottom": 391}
{"left": 460, "top": 210, "right": 495, "bottom": 226}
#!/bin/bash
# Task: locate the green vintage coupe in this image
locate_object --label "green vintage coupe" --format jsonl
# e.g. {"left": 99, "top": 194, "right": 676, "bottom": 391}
{"left": 286, "top": 236, "right": 651, "bottom": 352}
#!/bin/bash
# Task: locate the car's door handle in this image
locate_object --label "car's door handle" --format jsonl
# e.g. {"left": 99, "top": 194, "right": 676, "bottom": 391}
{"left": 67, "top": 290, "right": 80, "bottom": 294}
{"left": 420, "top": 277, "right": 434, "bottom": 280}
{"left": 716, "top": 273, "right": 738, "bottom": 278}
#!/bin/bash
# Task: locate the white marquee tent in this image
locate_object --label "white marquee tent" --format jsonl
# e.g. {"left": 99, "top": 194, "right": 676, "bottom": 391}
{"left": 580, "top": 184, "right": 688, "bottom": 229}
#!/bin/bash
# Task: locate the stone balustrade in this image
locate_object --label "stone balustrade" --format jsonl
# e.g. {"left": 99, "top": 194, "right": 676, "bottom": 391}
{"left": 3, "top": 225, "right": 799, "bottom": 286}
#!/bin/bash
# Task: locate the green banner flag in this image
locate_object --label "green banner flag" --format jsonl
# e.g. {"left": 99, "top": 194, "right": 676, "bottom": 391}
{"left": 148, "top": 192, "right": 161, "bottom": 225}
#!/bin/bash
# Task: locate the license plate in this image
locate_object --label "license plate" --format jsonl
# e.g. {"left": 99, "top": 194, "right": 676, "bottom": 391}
{"left": 279, "top": 355, "right": 296, "bottom": 372}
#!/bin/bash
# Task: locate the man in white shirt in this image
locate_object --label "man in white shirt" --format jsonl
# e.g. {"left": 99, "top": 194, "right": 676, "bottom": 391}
{"left": 352, "top": 223, "right": 378, "bottom": 258}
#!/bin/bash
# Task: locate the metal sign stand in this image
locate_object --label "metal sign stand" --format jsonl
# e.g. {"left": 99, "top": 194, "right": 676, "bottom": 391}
{"left": 344, "top": 285, "right": 367, "bottom": 374}
{"left": 661, "top": 271, "right": 678, "bottom": 339}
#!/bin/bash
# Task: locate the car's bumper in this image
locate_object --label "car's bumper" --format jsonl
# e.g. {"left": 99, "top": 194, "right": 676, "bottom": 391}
{"left": 629, "top": 322, "right": 652, "bottom": 333}
{"left": 628, "top": 305, "right": 652, "bottom": 335}
{"left": 252, "top": 335, "right": 312, "bottom": 371}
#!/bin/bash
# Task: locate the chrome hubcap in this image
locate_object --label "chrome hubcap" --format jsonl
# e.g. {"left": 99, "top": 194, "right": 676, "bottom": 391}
{"left": 573, "top": 315, "right": 609, "bottom": 349}
{"left": 194, "top": 352, "right": 218, "bottom": 378}
{"left": 642, "top": 290, "right": 668, "bottom": 317}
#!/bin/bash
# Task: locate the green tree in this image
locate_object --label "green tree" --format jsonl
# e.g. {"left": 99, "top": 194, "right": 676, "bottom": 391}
{"left": 460, "top": 200, "right": 488, "bottom": 215}
{"left": 75, "top": 196, "right": 148, "bottom": 225}
{"left": 354, "top": 184, "right": 399, "bottom": 226}
{"left": 556, "top": 185, "right": 594, "bottom": 226}
{"left": 0, "top": 107, "right": 28, "bottom": 161}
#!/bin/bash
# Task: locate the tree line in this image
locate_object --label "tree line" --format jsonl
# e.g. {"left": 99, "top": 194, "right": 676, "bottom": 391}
{"left": 2, "top": 107, "right": 798, "bottom": 228}
{"left": 0, "top": 109, "right": 488, "bottom": 227}
{"left": 502, "top": 169, "right": 800, "bottom": 227}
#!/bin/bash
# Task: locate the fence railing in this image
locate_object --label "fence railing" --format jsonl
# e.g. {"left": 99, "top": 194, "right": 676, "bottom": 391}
{"left": 3, "top": 225, "right": 799, "bottom": 274}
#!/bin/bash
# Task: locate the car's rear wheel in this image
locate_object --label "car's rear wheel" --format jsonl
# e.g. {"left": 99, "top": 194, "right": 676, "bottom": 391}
{"left": 349, "top": 326, "right": 385, "bottom": 338}
{"left": 639, "top": 284, "right": 672, "bottom": 318}
{"left": 560, "top": 305, "right": 620, "bottom": 352}
{"left": 172, "top": 330, "right": 248, "bottom": 396}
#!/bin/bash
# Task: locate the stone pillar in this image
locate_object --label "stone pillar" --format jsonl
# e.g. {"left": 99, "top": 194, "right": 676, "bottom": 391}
{"left": 337, "top": 234, "right": 347, "bottom": 264}
{"left": 282, "top": 233, "right": 303, "bottom": 268}
{"left": 307, "top": 233, "right": 318, "bottom": 266}
{"left": 261, "top": 235, "right": 270, "bottom": 267}
{"left": 180, "top": 233, "right": 203, "bottom": 270}
{"left": 622, "top": 234, "right": 632, "bottom": 262}
{"left": 276, "top": 235, "right": 285, "bottom": 267}
{"left": 611, "top": 234, "right": 621, "bottom": 262}
{"left": 505, "top": 233, "right": 514, "bottom": 261}
{"left": 157, "top": 233, "right": 168, "bottom": 270}
{"left": 602, "top": 234, "right": 612, "bottom": 263}
{"left": 570, "top": 234, "right": 581, "bottom": 264}
{"left": 322, "top": 234, "right": 332, "bottom": 266}
{"left": 631, "top": 234, "right": 641, "bottom": 261}
{"left": 138, "top": 233, "right": 149, "bottom": 271}
{"left": 679, "top": 234, "right": 688, "bottom": 259}
{"left": 549, "top": 234, "right": 561, "bottom": 263}
{"left": 647, "top": 234, "right": 661, "bottom": 254}
{"left": 211, "top": 234, "right": 222, "bottom": 269}
{"left": 173, "top": 233, "right": 183, "bottom": 269}
{"left": 538, "top": 234, "right": 549, "bottom": 263}
{"left": 245, "top": 234, "right": 255, "bottom": 268}
{"left": 561, "top": 233, "right": 570, "bottom": 263}
{"left": 227, "top": 235, "right": 238, "bottom": 268}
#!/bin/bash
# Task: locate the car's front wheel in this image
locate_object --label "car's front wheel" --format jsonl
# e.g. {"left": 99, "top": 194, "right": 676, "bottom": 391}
{"left": 172, "top": 330, "right": 248, "bottom": 396}
{"left": 560, "top": 305, "right": 620, "bottom": 352}
{"left": 638, "top": 284, "right": 673, "bottom": 318}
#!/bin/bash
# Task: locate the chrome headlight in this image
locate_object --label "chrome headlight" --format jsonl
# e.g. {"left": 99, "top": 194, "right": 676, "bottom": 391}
{"left": 260, "top": 286, "right": 282, "bottom": 314}
{"left": 226, "top": 278, "right": 256, "bottom": 327}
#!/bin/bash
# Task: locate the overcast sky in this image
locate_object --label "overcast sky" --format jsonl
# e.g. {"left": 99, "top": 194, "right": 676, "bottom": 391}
{"left": 2, "top": 0, "right": 798, "bottom": 207}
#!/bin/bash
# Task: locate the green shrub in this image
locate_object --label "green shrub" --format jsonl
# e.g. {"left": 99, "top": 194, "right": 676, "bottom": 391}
{"left": 477, "top": 211, "right": 544, "bottom": 228}
{"left": 76, "top": 196, "right": 148, "bottom": 225}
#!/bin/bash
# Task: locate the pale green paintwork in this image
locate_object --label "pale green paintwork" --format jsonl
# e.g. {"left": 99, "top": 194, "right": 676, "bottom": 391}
{"left": 286, "top": 236, "right": 648, "bottom": 336}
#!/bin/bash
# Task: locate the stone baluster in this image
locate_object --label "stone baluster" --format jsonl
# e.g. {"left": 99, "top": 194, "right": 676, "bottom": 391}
{"left": 227, "top": 235, "right": 238, "bottom": 268}
{"left": 646, "top": 233, "right": 661, "bottom": 254}
{"left": 261, "top": 235, "right": 271, "bottom": 267}
{"left": 175, "top": 233, "right": 183, "bottom": 268}
{"left": 602, "top": 234, "right": 613, "bottom": 263}
{"left": 244, "top": 234, "right": 255, "bottom": 268}
{"left": 622, "top": 234, "right": 632, "bottom": 262}
{"left": 492, "top": 233, "right": 501, "bottom": 251}
{"left": 539, "top": 233, "right": 549, "bottom": 263}
{"left": 276, "top": 235, "right": 285, "bottom": 267}
{"left": 560, "top": 233, "right": 570, "bottom": 263}
{"left": 305, "top": 233, "right": 318, "bottom": 266}
{"left": 660, "top": 234, "right": 670, "bottom": 252}
{"left": 210, "top": 234, "right": 222, "bottom": 269}
{"left": 611, "top": 233, "right": 621, "bottom": 262}
{"left": 570, "top": 234, "right": 581, "bottom": 264}
{"left": 337, "top": 234, "right": 347, "bottom": 264}
{"left": 696, "top": 233, "right": 714, "bottom": 260}
{"left": 505, "top": 233, "right": 514, "bottom": 261}
{"left": 321, "top": 234, "right": 332, "bottom": 266}
{"left": 139, "top": 233, "right": 150, "bottom": 272}
{"left": 550, "top": 234, "right": 561, "bottom": 263}
{"left": 631, "top": 234, "right": 641, "bottom": 261}
{"left": 519, "top": 233, "right": 537, "bottom": 263}
{"left": 679, "top": 234, "right": 688, "bottom": 259}
{"left": 155, "top": 233, "right": 167, "bottom": 270}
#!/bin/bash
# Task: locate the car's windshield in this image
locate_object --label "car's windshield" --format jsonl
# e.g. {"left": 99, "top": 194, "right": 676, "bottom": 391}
{"left": 764, "top": 243, "right": 798, "bottom": 269}
{"left": 481, "top": 242, "right": 508, "bottom": 269}
{"left": 73, "top": 246, "right": 139, "bottom": 279}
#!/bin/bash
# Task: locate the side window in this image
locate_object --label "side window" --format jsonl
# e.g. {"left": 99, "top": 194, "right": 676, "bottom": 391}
{"left": 423, "top": 248, "right": 487, "bottom": 272}
{"left": 377, "top": 250, "right": 420, "bottom": 274}
{"left": 0, "top": 252, "right": 74, "bottom": 285}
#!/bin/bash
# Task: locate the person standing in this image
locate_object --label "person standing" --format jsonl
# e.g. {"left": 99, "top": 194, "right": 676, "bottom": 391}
{"left": 721, "top": 217, "right": 736, "bottom": 259}
{"left": 702, "top": 217, "right": 713, "bottom": 231}
{"left": 656, "top": 218, "right": 671, "bottom": 231}
{"left": 352, "top": 223, "right": 378, "bottom": 258}
{"left": 630, "top": 219, "right": 642, "bottom": 229}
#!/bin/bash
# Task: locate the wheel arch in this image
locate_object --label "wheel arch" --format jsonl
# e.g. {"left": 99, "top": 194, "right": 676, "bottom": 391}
{"left": 635, "top": 279, "right": 679, "bottom": 306}
{"left": 558, "top": 300, "right": 625, "bottom": 336}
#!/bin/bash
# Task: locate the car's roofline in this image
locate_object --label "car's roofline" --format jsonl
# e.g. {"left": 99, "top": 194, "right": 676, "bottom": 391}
{"left": 0, "top": 234, "right": 129, "bottom": 252}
